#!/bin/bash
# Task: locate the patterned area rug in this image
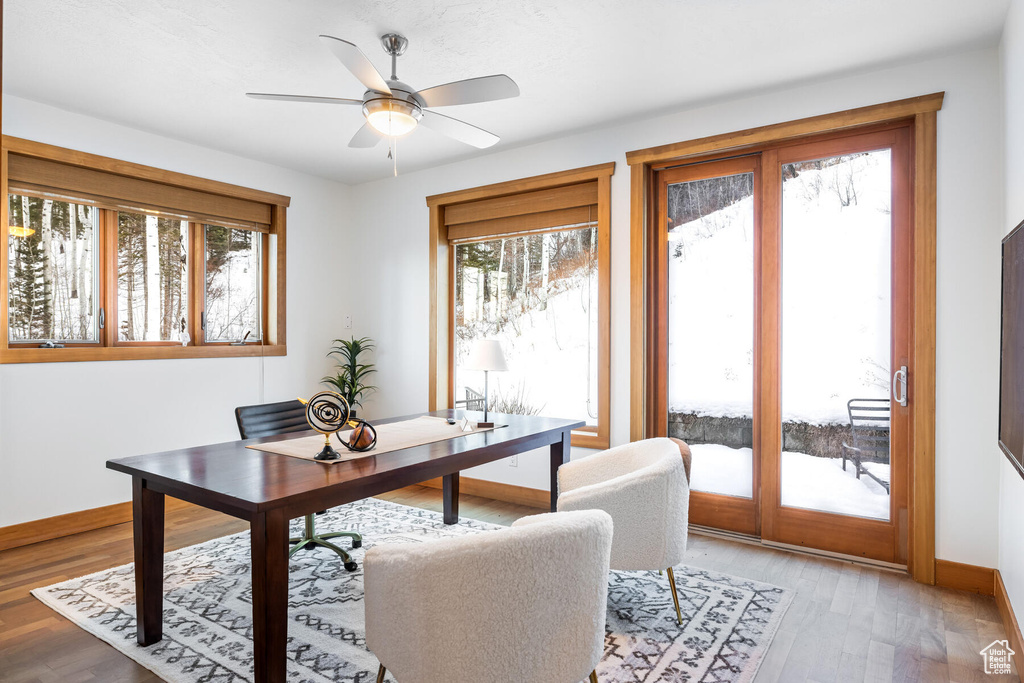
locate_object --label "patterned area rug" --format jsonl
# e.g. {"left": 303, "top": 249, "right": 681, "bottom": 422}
{"left": 33, "top": 498, "right": 791, "bottom": 682}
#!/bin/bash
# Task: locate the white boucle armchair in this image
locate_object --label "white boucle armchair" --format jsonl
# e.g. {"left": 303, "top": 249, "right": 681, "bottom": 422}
{"left": 557, "top": 437, "right": 691, "bottom": 624}
{"left": 364, "top": 509, "right": 613, "bottom": 683}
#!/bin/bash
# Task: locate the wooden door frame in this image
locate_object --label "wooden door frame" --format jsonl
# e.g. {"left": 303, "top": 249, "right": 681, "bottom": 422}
{"left": 627, "top": 93, "right": 942, "bottom": 584}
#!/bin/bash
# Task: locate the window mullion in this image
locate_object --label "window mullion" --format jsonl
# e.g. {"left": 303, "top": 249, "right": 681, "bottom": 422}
{"left": 189, "top": 221, "right": 203, "bottom": 346}
{"left": 100, "top": 208, "right": 117, "bottom": 348}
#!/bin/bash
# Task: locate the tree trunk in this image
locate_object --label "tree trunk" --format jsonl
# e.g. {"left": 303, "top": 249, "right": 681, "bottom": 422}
{"left": 41, "top": 199, "right": 54, "bottom": 338}
{"left": 145, "top": 215, "right": 160, "bottom": 340}
{"left": 178, "top": 220, "right": 188, "bottom": 335}
{"left": 20, "top": 195, "right": 34, "bottom": 334}
{"left": 522, "top": 236, "right": 530, "bottom": 297}
{"left": 77, "top": 206, "right": 90, "bottom": 337}
{"left": 540, "top": 234, "right": 550, "bottom": 311}
{"left": 495, "top": 238, "right": 506, "bottom": 318}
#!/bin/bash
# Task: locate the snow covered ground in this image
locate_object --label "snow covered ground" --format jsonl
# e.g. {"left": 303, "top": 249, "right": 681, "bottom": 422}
{"left": 689, "top": 443, "right": 890, "bottom": 520}
{"left": 454, "top": 231, "right": 598, "bottom": 424}
{"left": 668, "top": 151, "right": 893, "bottom": 425}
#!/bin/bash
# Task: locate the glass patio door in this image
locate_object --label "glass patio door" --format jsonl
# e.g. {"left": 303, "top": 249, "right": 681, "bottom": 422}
{"left": 760, "top": 128, "right": 911, "bottom": 564}
{"left": 653, "top": 126, "right": 912, "bottom": 563}
{"left": 656, "top": 156, "right": 761, "bottom": 535}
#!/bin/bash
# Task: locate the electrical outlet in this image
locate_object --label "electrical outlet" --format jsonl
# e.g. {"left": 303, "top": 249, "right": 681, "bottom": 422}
{"left": 509, "top": 454, "right": 519, "bottom": 467}
{"left": 344, "top": 315, "right": 352, "bottom": 329}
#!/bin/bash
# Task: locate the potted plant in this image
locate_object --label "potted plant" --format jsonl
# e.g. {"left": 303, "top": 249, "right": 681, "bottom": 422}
{"left": 322, "top": 336, "right": 377, "bottom": 417}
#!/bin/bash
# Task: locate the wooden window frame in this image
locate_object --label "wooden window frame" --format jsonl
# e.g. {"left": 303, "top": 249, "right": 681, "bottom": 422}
{"left": 626, "top": 93, "right": 942, "bottom": 583}
{"left": 427, "top": 162, "right": 614, "bottom": 450}
{"left": 0, "top": 136, "right": 289, "bottom": 363}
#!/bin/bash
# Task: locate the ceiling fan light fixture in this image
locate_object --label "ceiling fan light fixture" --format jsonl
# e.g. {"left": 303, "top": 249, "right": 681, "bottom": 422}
{"left": 363, "top": 98, "right": 421, "bottom": 137}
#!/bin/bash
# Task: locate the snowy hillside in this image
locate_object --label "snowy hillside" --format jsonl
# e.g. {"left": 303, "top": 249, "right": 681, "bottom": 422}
{"left": 669, "top": 150, "right": 892, "bottom": 426}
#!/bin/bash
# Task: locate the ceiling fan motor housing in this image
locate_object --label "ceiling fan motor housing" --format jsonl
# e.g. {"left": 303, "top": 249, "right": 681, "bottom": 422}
{"left": 362, "top": 81, "right": 422, "bottom": 136}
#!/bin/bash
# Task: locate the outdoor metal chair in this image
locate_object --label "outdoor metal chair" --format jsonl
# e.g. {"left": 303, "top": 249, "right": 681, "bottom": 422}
{"left": 235, "top": 399, "right": 362, "bottom": 571}
{"left": 841, "top": 398, "right": 891, "bottom": 493}
{"left": 454, "top": 386, "right": 486, "bottom": 411}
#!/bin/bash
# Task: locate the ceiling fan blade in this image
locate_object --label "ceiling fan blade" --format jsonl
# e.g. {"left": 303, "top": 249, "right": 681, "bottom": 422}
{"left": 348, "top": 123, "right": 382, "bottom": 148}
{"left": 414, "top": 75, "right": 519, "bottom": 108}
{"left": 246, "top": 93, "right": 363, "bottom": 106}
{"left": 319, "top": 35, "right": 392, "bottom": 95}
{"left": 420, "top": 110, "right": 499, "bottom": 149}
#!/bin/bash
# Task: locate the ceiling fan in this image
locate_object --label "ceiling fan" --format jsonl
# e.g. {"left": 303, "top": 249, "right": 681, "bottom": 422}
{"left": 247, "top": 33, "right": 519, "bottom": 150}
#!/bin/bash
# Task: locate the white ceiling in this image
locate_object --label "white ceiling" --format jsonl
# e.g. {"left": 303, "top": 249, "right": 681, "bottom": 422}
{"left": 4, "top": 0, "right": 1011, "bottom": 184}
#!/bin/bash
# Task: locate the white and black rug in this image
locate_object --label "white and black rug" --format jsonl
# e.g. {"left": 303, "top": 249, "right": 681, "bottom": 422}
{"left": 33, "top": 498, "right": 791, "bottom": 683}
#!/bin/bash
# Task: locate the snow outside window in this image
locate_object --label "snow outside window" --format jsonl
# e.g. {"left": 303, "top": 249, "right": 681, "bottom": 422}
{"left": 453, "top": 225, "right": 599, "bottom": 425}
{"left": 203, "top": 225, "right": 262, "bottom": 343}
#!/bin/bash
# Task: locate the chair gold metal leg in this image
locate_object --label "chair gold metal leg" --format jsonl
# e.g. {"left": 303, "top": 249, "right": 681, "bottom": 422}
{"left": 666, "top": 567, "right": 683, "bottom": 625}
{"left": 589, "top": 670, "right": 599, "bottom": 683}
{"left": 376, "top": 663, "right": 387, "bottom": 683}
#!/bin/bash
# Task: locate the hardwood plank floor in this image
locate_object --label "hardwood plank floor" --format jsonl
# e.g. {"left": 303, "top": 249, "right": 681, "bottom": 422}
{"left": 0, "top": 485, "right": 1018, "bottom": 682}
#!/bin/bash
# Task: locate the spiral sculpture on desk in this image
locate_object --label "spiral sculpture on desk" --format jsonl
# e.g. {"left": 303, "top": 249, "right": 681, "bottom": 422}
{"left": 300, "top": 391, "right": 351, "bottom": 460}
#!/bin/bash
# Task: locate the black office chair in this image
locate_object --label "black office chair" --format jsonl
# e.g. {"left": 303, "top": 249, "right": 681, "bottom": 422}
{"left": 235, "top": 399, "right": 362, "bottom": 571}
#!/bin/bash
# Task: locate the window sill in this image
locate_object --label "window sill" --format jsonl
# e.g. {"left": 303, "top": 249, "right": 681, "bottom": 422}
{"left": 0, "top": 344, "right": 286, "bottom": 364}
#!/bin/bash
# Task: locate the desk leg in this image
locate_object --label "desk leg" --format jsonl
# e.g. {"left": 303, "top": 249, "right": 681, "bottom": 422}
{"left": 443, "top": 472, "right": 460, "bottom": 525}
{"left": 251, "top": 509, "right": 290, "bottom": 683}
{"left": 550, "top": 430, "right": 571, "bottom": 512}
{"left": 133, "top": 477, "right": 165, "bottom": 646}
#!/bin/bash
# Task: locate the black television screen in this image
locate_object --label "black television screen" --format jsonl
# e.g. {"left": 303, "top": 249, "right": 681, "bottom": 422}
{"left": 1000, "top": 218, "right": 1024, "bottom": 480}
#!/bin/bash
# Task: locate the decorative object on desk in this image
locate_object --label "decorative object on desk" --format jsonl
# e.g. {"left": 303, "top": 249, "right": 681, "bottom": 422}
{"left": 340, "top": 418, "right": 378, "bottom": 452}
{"left": 298, "top": 391, "right": 351, "bottom": 460}
{"left": 459, "top": 416, "right": 473, "bottom": 432}
{"left": 246, "top": 415, "right": 498, "bottom": 462}
{"left": 464, "top": 339, "right": 508, "bottom": 428}
{"left": 323, "top": 336, "right": 377, "bottom": 417}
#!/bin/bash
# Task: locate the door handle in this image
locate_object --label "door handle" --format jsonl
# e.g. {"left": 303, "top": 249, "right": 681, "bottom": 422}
{"left": 892, "top": 365, "right": 908, "bottom": 407}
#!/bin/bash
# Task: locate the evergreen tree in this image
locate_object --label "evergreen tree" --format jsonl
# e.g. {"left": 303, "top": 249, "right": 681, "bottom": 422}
{"left": 9, "top": 229, "right": 52, "bottom": 340}
{"left": 8, "top": 195, "right": 52, "bottom": 340}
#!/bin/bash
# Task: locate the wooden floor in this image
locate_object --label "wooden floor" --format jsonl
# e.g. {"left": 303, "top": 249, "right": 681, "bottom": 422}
{"left": 0, "top": 486, "right": 1018, "bottom": 683}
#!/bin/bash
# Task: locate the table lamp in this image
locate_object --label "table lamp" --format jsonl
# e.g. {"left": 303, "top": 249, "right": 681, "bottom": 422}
{"left": 465, "top": 339, "right": 508, "bottom": 428}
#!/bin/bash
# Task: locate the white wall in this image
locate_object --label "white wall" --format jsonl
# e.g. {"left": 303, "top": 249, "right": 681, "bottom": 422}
{"left": 1, "top": 47, "right": 1008, "bottom": 571}
{"left": 0, "top": 95, "right": 352, "bottom": 527}
{"left": 999, "top": 0, "right": 1024, "bottom": 622}
{"left": 345, "top": 48, "right": 1005, "bottom": 567}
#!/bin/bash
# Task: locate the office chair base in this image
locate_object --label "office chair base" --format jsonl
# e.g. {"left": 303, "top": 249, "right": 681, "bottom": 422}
{"left": 289, "top": 536, "right": 359, "bottom": 571}
{"left": 288, "top": 513, "right": 362, "bottom": 572}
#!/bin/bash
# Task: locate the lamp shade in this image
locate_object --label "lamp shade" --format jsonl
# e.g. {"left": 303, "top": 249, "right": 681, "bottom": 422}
{"left": 464, "top": 339, "right": 509, "bottom": 372}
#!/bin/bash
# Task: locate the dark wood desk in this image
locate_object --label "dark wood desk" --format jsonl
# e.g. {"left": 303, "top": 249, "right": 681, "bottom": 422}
{"left": 106, "top": 410, "right": 583, "bottom": 683}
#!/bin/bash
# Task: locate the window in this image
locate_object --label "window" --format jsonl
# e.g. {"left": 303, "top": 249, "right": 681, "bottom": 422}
{"left": 428, "top": 163, "right": 613, "bottom": 449}
{"left": 1, "top": 136, "right": 289, "bottom": 362}
{"left": 117, "top": 212, "right": 188, "bottom": 342}
{"left": 203, "top": 224, "right": 261, "bottom": 343}
{"left": 7, "top": 195, "right": 99, "bottom": 344}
